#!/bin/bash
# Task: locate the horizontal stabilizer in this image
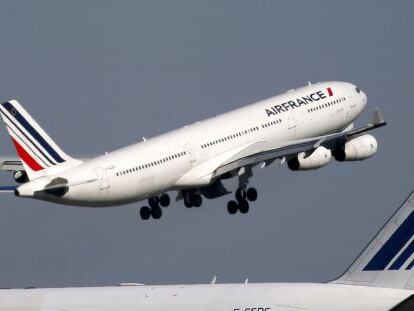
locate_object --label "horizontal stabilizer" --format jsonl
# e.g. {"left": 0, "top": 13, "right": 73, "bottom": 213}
{"left": 0, "top": 185, "right": 17, "bottom": 192}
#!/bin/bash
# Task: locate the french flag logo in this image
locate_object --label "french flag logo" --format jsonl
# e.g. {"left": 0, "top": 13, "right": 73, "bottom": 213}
{"left": 327, "top": 87, "right": 333, "bottom": 97}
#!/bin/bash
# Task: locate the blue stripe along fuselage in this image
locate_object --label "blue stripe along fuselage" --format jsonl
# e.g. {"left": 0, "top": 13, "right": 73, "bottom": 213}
{"left": 2, "top": 102, "right": 65, "bottom": 163}
{"left": 364, "top": 209, "right": 414, "bottom": 271}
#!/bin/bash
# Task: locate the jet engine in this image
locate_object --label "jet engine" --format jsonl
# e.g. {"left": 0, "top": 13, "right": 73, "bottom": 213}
{"left": 13, "top": 170, "right": 29, "bottom": 183}
{"left": 333, "top": 134, "right": 378, "bottom": 161}
{"left": 287, "top": 146, "right": 332, "bottom": 171}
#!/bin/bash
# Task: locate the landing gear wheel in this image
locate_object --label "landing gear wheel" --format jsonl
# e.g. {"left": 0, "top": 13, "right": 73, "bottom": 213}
{"left": 246, "top": 187, "right": 257, "bottom": 202}
{"left": 148, "top": 197, "right": 159, "bottom": 208}
{"left": 140, "top": 206, "right": 151, "bottom": 220}
{"left": 193, "top": 195, "right": 202, "bottom": 207}
{"left": 151, "top": 205, "right": 162, "bottom": 219}
{"left": 159, "top": 194, "right": 170, "bottom": 207}
{"left": 184, "top": 196, "right": 193, "bottom": 208}
{"left": 238, "top": 200, "right": 249, "bottom": 214}
{"left": 227, "top": 200, "right": 238, "bottom": 215}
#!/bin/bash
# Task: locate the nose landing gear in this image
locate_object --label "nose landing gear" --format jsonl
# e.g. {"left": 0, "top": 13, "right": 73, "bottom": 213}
{"left": 227, "top": 187, "right": 257, "bottom": 215}
{"left": 140, "top": 193, "right": 170, "bottom": 220}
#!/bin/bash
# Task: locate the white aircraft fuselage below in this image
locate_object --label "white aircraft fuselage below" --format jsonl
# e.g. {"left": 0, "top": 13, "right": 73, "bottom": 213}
{"left": 10, "top": 81, "right": 368, "bottom": 207}
{"left": 0, "top": 283, "right": 410, "bottom": 311}
{"left": 4, "top": 175, "right": 414, "bottom": 311}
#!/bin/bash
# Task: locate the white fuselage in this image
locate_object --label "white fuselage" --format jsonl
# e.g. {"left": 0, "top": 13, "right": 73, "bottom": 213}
{"left": 17, "top": 81, "right": 367, "bottom": 206}
{"left": 0, "top": 283, "right": 410, "bottom": 311}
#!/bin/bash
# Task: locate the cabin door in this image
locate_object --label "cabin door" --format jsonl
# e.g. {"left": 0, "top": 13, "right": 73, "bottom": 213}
{"left": 94, "top": 167, "right": 110, "bottom": 190}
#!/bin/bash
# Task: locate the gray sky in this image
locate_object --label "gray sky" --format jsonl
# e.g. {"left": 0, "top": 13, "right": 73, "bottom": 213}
{"left": 0, "top": 0, "right": 413, "bottom": 288}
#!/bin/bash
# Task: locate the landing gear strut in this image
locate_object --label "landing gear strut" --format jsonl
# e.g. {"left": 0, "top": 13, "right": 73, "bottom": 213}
{"left": 227, "top": 187, "right": 257, "bottom": 215}
{"left": 140, "top": 193, "right": 170, "bottom": 220}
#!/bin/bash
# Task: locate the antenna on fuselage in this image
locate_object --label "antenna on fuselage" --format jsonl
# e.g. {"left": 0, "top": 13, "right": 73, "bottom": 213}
{"left": 142, "top": 137, "right": 147, "bottom": 142}
{"left": 210, "top": 276, "right": 217, "bottom": 284}
{"left": 308, "top": 81, "right": 312, "bottom": 86}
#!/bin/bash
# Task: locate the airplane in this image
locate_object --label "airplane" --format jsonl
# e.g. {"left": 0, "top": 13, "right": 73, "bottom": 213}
{"left": 0, "top": 81, "right": 386, "bottom": 220}
{"left": 2, "top": 189, "right": 414, "bottom": 310}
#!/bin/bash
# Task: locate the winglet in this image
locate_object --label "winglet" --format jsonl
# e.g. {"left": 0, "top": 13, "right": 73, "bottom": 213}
{"left": 373, "top": 108, "right": 386, "bottom": 126}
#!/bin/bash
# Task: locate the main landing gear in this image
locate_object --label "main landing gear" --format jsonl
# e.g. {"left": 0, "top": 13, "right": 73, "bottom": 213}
{"left": 140, "top": 193, "right": 170, "bottom": 220}
{"left": 183, "top": 191, "right": 203, "bottom": 208}
{"left": 227, "top": 187, "right": 257, "bottom": 215}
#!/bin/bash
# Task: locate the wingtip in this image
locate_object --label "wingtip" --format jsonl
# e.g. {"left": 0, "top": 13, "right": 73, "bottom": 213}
{"left": 373, "top": 108, "right": 385, "bottom": 125}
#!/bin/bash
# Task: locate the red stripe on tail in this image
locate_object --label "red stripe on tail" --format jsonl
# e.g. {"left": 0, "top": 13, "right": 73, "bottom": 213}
{"left": 11, "top": 137, "right": 43, "bottom": 171}
{"left": 327, "top": 87, "right": 333, "bottom": 96}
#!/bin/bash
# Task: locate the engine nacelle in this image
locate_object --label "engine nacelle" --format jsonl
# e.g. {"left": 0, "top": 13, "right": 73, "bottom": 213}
{"left": 287, "top": 146, "right": 332, "bottom": 171}
{"left": 333, "top": 134, "right": 378, "bottom": 162}
{"left": 13, "top": 170, "right": 29, "bottom": 183}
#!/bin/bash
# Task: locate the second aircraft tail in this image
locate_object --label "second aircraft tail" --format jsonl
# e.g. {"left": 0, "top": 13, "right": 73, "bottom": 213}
{"left": 333, "top": 191, "right": 414, "bottom": 289}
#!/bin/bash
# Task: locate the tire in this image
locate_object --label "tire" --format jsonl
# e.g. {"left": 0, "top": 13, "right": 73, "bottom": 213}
{"left": 227, "top": 200, "right": 238, "bottom": 214}
{"left": 140, "top": 206, "right": 151, "bottom": 220}
{"left": 239, "top": 200, "right": 249, "bottom": 214}
{"left": 159, "top": 193, "right": 170, "bottom": 207}
{"left": 184, "top": 197, "right": 193, "bottom": 208}
{"left": 193, "top": 195, "right": 202, "bottom": 207}
{"left": 246, "top": 187, "right": 258, "bottom": 202}
{"left": 235, "top": 188, "right": 245, "bottom": 202}
{"left": 151, "top": 206, "right": 162, "bottom": 219}
{"left": 148, "top": 197, "right": 159, "bottom": 208}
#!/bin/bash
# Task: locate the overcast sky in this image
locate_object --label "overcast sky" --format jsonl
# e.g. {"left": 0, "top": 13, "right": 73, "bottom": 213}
{"left": 0, "top": 0, "right": 413, "bottom": 288}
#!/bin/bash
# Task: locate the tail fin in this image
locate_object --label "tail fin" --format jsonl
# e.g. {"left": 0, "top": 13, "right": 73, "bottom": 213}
{"left": 0, "top": 100, "right": 74, "bottom": 180}
{"left": 333, "top": 191, "right": 414, "bottom": 289}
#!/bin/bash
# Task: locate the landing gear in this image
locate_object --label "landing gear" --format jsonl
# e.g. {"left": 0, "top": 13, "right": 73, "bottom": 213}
{"left": 227, "top": 187, "right": 257, "bottom": 215}
{"left": 151, "top": 205, "right": 162, "bottom": 219}
{"left": 246, "top": 187, "right": 257, "bottom": 202}
{"left": 140, "top": 206, "right": 151, "bottom": 220}
{"left": 227, "top": 200, "right": 238, "bottom": 214}
{"left": 183, "top": 191, "right": 203, "bottom": 208}
{"left": 159, "top": 193, "right": 170, "bottom": 207}
{"left": 140, "top": 193, "right": 170, "bottom": 220}
{"left": 238, "top": 199, "right": 249, "bottom": 214}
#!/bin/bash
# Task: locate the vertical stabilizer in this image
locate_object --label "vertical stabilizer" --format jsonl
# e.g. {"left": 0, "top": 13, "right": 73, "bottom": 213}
{"left": 0, "top": 100, "right": 75, "bottom": 180}
{"left": 333, "top": 191, "right": 414, "bottom": 289}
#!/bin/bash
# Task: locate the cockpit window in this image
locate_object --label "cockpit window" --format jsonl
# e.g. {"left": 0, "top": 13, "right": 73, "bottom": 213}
{"left": 356, "top": 87, "right": 361, "bottom": 93}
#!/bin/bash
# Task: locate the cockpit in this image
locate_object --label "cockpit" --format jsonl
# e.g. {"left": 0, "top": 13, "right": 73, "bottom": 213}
{"left": 355, "top": 87, "right": 361, "bottom": 94}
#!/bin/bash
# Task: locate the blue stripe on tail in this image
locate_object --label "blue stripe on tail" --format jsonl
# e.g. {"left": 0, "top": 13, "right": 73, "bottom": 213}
{"left": 363, "top": 209, "right": 414, "bottom": 271}
{"left": 388, "top": 240, "right": 414, "bottom": 270}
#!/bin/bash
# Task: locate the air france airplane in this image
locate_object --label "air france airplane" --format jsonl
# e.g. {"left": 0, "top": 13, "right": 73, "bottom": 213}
{"left": 2, "top": 190, "right": 414, "bottom": 310}
{"left": 0, "top": 81, "right": 385, "bottom": 220}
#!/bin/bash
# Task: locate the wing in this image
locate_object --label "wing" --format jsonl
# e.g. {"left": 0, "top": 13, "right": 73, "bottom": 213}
{"left": 213, "top": 108, "right": 386, "bottom": 178}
